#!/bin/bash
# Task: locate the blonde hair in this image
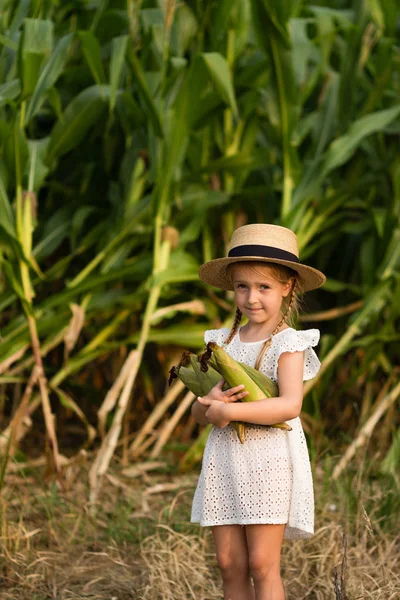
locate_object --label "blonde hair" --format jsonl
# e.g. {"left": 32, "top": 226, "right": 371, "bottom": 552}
{"left": 224, "top": 262, "right": 301, "bottom": 370}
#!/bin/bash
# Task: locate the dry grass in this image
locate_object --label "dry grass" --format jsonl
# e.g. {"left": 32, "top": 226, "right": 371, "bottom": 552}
{"left": 0, "top": 458, "right": 399, "bottom": 600}
{"left": 138, "top": 526, "right": 221, "bottom": 599}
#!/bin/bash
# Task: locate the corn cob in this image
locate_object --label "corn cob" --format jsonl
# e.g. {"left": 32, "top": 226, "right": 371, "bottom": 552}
{"left": 169, "top": 344, "right": 292, "bottom": 443}
{"left": 169, "top": 351, "right": 221, "bottom": 397}
{"left": 201, "top": 342, "right": 291, "bottom": 442}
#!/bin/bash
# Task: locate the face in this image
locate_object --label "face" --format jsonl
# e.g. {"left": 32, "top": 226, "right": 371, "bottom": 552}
{"left": 231, "top": 264, "right": 292, "bottom": 328}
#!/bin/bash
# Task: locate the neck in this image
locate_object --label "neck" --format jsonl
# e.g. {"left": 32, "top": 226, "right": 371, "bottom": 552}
{"left": 242, "top": 318, "right": 287, "bottom": 340}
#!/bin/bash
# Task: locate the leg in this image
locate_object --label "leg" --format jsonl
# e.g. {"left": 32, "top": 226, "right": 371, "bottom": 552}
{"left": 212, "top": 525, "right": 255, "bottom": 600}
{"left": 245, "top": 524, "right": 286, "bottom": 600}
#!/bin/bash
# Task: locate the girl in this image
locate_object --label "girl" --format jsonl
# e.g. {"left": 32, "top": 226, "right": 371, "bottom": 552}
{"left": 190, "top": 223, "right": 325, "bottom": 600}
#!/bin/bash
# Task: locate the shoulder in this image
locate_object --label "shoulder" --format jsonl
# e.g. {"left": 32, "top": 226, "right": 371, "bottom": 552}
{"left": 273, "top": 328, "right": 320, "bottom": 352}
{"left": 204, "top": 328, "right": 230, "bottom": 346}
{"left": 267, "top": 328, "right": 321, "bottom": 382}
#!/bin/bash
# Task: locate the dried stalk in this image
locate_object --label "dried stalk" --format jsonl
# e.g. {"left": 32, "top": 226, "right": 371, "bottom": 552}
{"left": 89, "top": 350, "right": 140, "bottom": 505}
{"left": 333, "top": 534, "right": 349, "bottom": 600}
{"left": 0, "top": 394, "right": 41, "bottom": 453}
{"left": 8, "top": 329, "right": 66, "bottom": 376}
{"left": 333, "top": 380, "right": 400, "bottom": 480}
{"left": 300, "top": 301, "right": 363, "bottom": 322}
{"left": 97, "top": 350, "right": 139, "bottom": 439}
{"left": 150, "top": 389, "right": 195, "bottom": 458}
{"left": 7, "top": 365, "right": 39, "bottom": 454}
{"left": 2, "top": 313, "right": 130, "bottom": 453}
{"left": 304, "top": 282, "right": 391, "bottom": 396}
{"left": 129, "top": 379, "right": 185, "bottom": 457}
{"left": 131, "top": 432, "right": 159, "bottom": 459}
{"left": 64, "top": 303, "right": 85, "bottom": 362}
{"left": 121, "top": 461, "right": 166, "bottom": 478}
{"left": 150, "top": 300, "right": 206, "bottom": 323}
{"left": 0, "top": 346, "right": 29, "bottom": 375}
{"left": 26, "top": 315, "right": 61, "bottom": 473}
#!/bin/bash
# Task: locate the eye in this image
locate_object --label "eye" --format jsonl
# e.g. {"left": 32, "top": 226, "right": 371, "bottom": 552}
{"left": 235, "top": 283, "right": 247, "bottom": 289}
{"left": 260, "top": 284, "right": 270, "bottom": 290}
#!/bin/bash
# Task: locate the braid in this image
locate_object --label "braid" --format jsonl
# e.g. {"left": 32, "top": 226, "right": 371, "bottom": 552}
{"left": 224, "top": 307, "right": 243, "bottom": 346}
{"left": 284, "top": 279, "right": 297, "bottom": 326}
{"left": 254, "top": 280, "right": 297, "bottom": 371}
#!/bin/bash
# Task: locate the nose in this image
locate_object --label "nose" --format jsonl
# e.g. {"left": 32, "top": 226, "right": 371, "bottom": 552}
{"left": 247, "top": 288, "right": 258, "bottom": 304}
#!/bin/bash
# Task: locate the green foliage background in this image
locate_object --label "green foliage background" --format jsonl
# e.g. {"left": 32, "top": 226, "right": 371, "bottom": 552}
{"left": 0, "top": 0, "right": 399, "bottom": 472}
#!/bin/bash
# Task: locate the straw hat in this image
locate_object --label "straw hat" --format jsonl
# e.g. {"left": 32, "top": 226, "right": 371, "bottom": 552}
{"left": 198, "top": 224, "right": 326, "bottom": 292}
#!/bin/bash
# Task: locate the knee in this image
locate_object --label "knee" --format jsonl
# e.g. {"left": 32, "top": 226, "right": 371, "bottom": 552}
{"left": 249, "top": 554, "right": 281, "bottom": 583}
{"left": 216, "top": 551, "right": 250, "bottom": 582}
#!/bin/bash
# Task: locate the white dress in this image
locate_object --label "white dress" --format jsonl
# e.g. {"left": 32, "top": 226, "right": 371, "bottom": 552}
{"left": 191, "top": 327, "right": 321, "bottom": 540}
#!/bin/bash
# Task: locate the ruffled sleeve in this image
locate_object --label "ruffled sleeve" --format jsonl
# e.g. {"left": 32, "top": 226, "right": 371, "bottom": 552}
{"left": 204, "top": 328, "right": 230, "bottom": 346}
{"left": 273, "top": 329, "right": 321, "bottom": 381}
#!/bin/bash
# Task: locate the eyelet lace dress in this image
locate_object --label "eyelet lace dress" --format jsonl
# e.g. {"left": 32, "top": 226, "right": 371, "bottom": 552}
{"left": 191, "top": 327, "right": 320, "bottom": 540}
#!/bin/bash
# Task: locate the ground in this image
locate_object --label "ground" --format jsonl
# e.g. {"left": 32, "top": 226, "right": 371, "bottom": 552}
{"left": 0, "top": 456, "right": 399, "bottom": 599}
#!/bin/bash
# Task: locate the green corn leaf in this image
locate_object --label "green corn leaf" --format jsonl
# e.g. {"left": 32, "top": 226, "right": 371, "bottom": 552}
{"left": 151, "top": 267, "right": 199, "bottom": 287}
{"left": 0, "top": 33, "right": 18, "bottom": 51}
{"left": 170, "top": 3, "right": 198, "bottom": 57}
{"left": 256, "top": 0, "right": 292, "bottom": 46}
{"left": 126, "top": 47, "right": 163, "bottom": 137}
{"left": 157, "top": 54, "right": 209, "bottom": 195}
{"left": 26, "top": 138, "right": 50, "bottom": 193}
{"left": 290, "top": 18, "right": 318, "bottom": 88}
{"left": 41, "top": 258, "right": 152, "bottom": 310}
{"left": 47, "top": 85, "right": 111, "bottom": 162}
{"left": 19, "top": 18, "right": 54, "bottom": 97}
{"left": 109, "top": 35, "right": 129, "bottom": 112}
{"left": 0, "top": 79, "right": 21, "bottom": 108}
{"left": 25, "top": 33, "right": 74, "bottom": 124}
{"left": 250, "top": 0, "right": 299, "bottom": 218}
{"left": 367, "top": 0, "right": 385, "bottom": 31}
{"left": 32, "top": 207, "right": 71, "bottom": 260}
{"left": 4, "top": 261, "right": 26, "bottom": 302}
{"left": 150, "top": 251, "right": 200, "bottom": 286}
{"left": 0, "top": 165, "right": 16, "bottom": 239}
{"left": 90, "top": 0, "right": 109, "bottom": 32}
{"left": 201, "top": 53, "right": 238, "bottom": 118}
{"left": 79, "top": 31, "right": 107, "bottom": 85}
{"left": 127, "top": 324, "right": 208, "bottom": 348}
{"left": 378, "top": 229, "right": 400, "bottom": 280}
{"left": 321, "top": 105, "right": 400, "bottom": 176}
{"left": 313, "top": 72, "right": 340, "bottom": 157}
{"left": 8, "top": 0, "right": 30, "bottom": 37}
{"left": 293, "top": 104, "right": 400, "bottom": 207}
{"left": 195, "top": 150, "right": 271, "bottom": 174}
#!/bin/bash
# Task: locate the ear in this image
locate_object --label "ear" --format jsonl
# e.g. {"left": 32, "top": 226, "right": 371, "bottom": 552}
{"left": 282, "top": 277, "right": 295, "bottom": 298}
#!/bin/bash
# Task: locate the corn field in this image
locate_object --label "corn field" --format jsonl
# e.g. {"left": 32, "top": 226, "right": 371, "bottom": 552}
{"left": 0, "top": 0, "right": 399, "bottom": 502}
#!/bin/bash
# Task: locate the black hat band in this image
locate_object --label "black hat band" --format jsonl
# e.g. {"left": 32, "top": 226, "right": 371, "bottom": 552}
{"left": 228, "top": 244, "right": 299, "bottom": 263}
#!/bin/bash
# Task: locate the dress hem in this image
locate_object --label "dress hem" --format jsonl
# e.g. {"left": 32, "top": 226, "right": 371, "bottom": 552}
{"left": 191, "top": 518, "right": 289, "bottom": 527}
{"left": 191, "top": 518, "right": 314, "bottom": 540}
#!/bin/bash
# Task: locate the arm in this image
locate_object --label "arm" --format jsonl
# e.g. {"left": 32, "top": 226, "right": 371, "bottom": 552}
{"left": 198, "top": 351, "right": 304, "bottom": 425}
{"left": 191, "top": 378, "right": 249, "bottom": 427}
{"left": 191, "top": 399, "right": 210, "bottom": 425}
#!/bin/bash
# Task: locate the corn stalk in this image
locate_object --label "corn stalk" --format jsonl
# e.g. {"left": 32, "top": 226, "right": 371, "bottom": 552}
{"left": 0, "top": 0, "right": 399, "bottom": 475}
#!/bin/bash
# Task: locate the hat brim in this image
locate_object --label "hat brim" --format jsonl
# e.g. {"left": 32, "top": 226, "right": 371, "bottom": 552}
{"left": 198, "top": 256, "right": 326, "bottom": 293}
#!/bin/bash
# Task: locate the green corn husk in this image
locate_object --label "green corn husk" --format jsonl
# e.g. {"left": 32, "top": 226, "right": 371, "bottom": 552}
{"left": 169, "top": 343, "right": 292, "bottom": 443}
{"left": 169, "top": 350, "right": 222, "bottom": 396}
{"left": 205, "top": 342, "right": 292, "bottom": 442}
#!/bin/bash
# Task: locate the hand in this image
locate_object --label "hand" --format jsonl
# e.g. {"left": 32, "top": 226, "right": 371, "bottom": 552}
{"left": 199, "top": 378, "right": 248, "bottom": 404}
{"left": 197, "top": 379, "right": 248, "bottom": 428}
{"left": 204, "top": 401, "right": 230, "bottom": 429}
